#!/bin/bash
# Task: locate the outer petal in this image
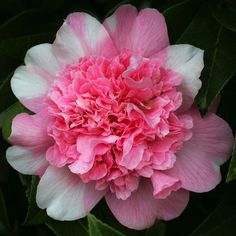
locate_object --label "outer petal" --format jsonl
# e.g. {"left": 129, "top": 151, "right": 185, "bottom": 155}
{"left": 53, "top": 12, "right": 117, "bottom": 66}
{"left": 11, "top": 66, "right": 50, "bottom": 112}
{"left": 6, "top": 146, "right": 48, "bottom": 176}
{"left": 36, "top": 166, "right": 106, "bottom": 220}
{"left": 165, "top": 108, "right": 234, "bottom": 192}
{"left": 24, "top": 43, "right": 60, "bottom": 77}
{"left": 104, "top": 5, "right": 169, "bottom": 56}
{"left": 103, "top": 5, "right": 138, "bottom": 52}
{"left": 9, "top": 112, "right": 52, "bottom": 148}
{"left": 6, "top": 112, "right": 52, "bottom": 175}
{"left": 152, "top": 44, "right": 204, "bottom": 111}
{"left": 105, "top": 179, "right": 189, "bottom": 230}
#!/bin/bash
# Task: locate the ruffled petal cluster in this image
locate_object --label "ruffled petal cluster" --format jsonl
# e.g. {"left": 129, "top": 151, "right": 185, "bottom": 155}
{"left": 6, "top": 4, "right": 233, "bottom": 230}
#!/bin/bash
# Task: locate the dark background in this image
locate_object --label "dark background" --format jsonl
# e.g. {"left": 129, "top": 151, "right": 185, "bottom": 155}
{"left": 0, "top": 0, "right": 236, "bottom": 235}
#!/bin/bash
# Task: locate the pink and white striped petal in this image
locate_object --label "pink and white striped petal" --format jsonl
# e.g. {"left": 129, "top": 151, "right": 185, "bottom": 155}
{"left": 52, "top": 12, "right": 117, "bottom": 66}
{"left": 11, "top": 66, "right": 50, "bottom": 112}
{"left": 104, "top": 5, "right": 169, "bottom": 56}
{"left": 6, "top": 146, "right": 48, "bottom": 176}
{"left": 105, "top": 179, "right": 188, "bottom": 230}
{"left": 152, "top": 44, "right": 204, "bottom": 112}
{"left": 36, "top": 166, "right": 106, "bottom": 220}
{"left": 52, "top": 20, "right": 85, "bottom": 66}
{"left": 165, "top": 108, "right": 234, "bottom": 192}
{"left": 25, "top": 43, "right": 60, "bottom": 77}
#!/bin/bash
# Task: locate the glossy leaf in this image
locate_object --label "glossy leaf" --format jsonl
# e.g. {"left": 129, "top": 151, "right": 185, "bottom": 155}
{"left": 226, "top": 138, "right": 236, "bottom": 183}
{"left": 1, "top": 102, "right": 28, "bottom": 141}
{"left": 163, "top": 0, "right": 198, "bottom": 43}
{"left": 211, "top": 2, "right": 236, "bottom": 32}
{"left": 46, "top": 220, "right": 89, "bottom": 236}
{"left": 0, "top": 74, "right": 16, "bottom": 113}
{"left": 190, "top": 190, "right": 236, "bottom": 236}
{"left": 24, "top": 176, "right": 48, "bottom": 225}
{"left": 88, "top": 213, "right": 124, "bottom": 236}
{"left": 0, "top": 9, "right": 58, "bottom": 40}
{"left": 145, "top": 221, "right": 166, "bottom": 236}
{"left": 177, "top": 5, "right": 236, "bottom": 112}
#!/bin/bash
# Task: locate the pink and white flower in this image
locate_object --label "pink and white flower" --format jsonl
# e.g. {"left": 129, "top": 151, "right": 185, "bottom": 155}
{"left": 6, "top": 5, "right": 233, "bottom": 230}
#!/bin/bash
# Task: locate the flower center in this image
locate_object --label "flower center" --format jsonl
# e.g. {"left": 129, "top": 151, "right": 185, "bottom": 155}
{"left": 45, "top": 52, "right": 193, "bottom": 200}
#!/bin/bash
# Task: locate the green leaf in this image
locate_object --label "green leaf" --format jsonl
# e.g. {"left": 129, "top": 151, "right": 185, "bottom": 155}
{"left": 1, "top": 102, "right": 28, "bottom": 141}
{"left": 177, "top": 5, "right": 236, "bottom": 112}
{"left": 211, "top": 2, "right": 236, "bottom": 32}
{"left": 88, "top": 213, "right": 125, "bottom": 236}
{"left": 0, "top": 74, "right": 16, "bottom": 112}
{"left": 0, "top": 9, "right": 58, "bottom": 40}
{"left": 190, "top": 190, "right": 236, "bottom": 236}
{"left": 145, "top": 221, "right": 166, "bottom": 236}
{"left": 0, "top": 33, "right": 54, "bottom": 60}
{"left": 24, "top": 176, "right": 48, "bottom": 225}
{"left": 163, "top": 0, "right": 198, "bottom": 43}
{"left": 226, "top": 137, "right": 236, "bottom": 183}
{"left": 46, "top": 220, "right": 89, "bottom": 236}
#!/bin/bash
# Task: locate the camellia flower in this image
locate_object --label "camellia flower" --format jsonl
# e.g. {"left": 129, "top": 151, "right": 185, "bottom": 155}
{"left": 6, "top": 4, "right": 233, "bottom": 230}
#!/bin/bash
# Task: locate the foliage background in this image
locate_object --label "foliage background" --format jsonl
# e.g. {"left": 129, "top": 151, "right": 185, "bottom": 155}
{"left": 0, "top": 0, "right": 236, "bottom": 235}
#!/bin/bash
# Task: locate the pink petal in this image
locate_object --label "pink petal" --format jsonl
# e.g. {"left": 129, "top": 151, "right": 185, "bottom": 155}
{"left": 103, "top": 5, "right": 138, "bottom": 52}
{"left": 69, "top": 135, "right": 118, "bottom": 174}
{"left": 36, "top": 166, "right": 106, "bottom": 220}
{"left": 6, "top": 112, "right": 52, "bottom": 176}
{"left": 6, "top": 145, "right": 48, "bottom": 176}
{"left": 152, "top": 44, "right": 204, "bottom": 112}
{"left": 9, "top": 112, "right": 52, "bottom": 148}
{"left": 11, "top": 66, "right": 50, "bottom": 112}
{"left": 151, "top": 171, "right": 181, "bottom": 199}
{"left": 105, "top": 179, "right": 189, "bottom": 230}
{"left": 117, "top": 145, "right": 144, "bottom": 170}
{"left": 155, "top": 189, "right": 189, "bottom": 220}
{"left": 165, "top": 108, "right": 234, "bottom": 192}
{"left": 104, "top": 5, "right": 169, "bottom": 56}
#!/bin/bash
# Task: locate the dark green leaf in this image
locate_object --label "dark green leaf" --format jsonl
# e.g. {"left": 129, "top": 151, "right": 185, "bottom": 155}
{"left": 211, "top": 2, "right": 236, "bottom": 32}
{"left": 145, "top": 221, "right": 166, "bottom": 236}
{"left": 0, "top": 74, "right": 16, "bottom": 112}
{"left": 226, "top": 137, "right": 236, "bottom": 182}
{"left": 1, "top": 102, "right": 28, "bottom": 141}
{"left": 24, "top": 176, "right": 48, "bottom": 225}
{"left": 88, "top": 213, "right": 125, "bottom": 236}
{"left": 177, "top": 5, "right": 236, "bottom": 112}
{"left": 0, "top": 9, "right": 59, "bottom": 40}
{"left": 163, "top": 0, "right": 198, "bottom": 43}
{"left": 46, "top": 219, "right": 89, "bottom": 236}
{"left": 0, "top": 33, "right": 54, "bottom": 60}
{"left": 190, "top": 190, "right": 236, "bottom": 236}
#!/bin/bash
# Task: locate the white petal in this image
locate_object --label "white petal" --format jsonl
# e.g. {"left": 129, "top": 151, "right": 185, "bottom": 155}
{"left": 36, "top": 166, "right": 105, "bottom": 220}
{"left": 25, "top": 43, "right": 60, "bottom": 76}
{"left": 52, "top": 21, "right": 85, "bottom": 66}
{"left": 11, "top": 66, "right": 50, "bottom": 112}
{"left": 164, "top": 44, "right": 204, "bottom": 111}
{"left": 6, "top": 146, "right": 48, "bottom": 175}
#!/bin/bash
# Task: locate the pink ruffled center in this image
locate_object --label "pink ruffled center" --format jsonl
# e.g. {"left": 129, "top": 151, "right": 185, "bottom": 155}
{"left": 45, "top": 51, "right": 193, "bottom": 200}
